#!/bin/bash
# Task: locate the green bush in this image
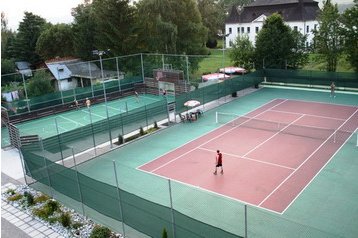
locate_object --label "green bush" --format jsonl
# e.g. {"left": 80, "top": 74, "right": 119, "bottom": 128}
{"left": 23, "top": 192, "right": 35, "bottom": 206}
{"left": 5, "top": 189, "right": 16, "bottom": 195}
{"left": 59, "top": 212, "right": 72, "bottom": 228}
{"left": 33, "top": 200, "right": 60, "bottom": 220}
{"left": 7, "top": 193, "right": 23, "bottom": 202}
{"left": 162, "top": 228, "right": 168, "bottom": 238}
{"left": 72, "top": 222, "right": 83, "bottom": 229}
{"left": 90, "top": 225, "right": 111, "bottom": 238}
{"left": 46, "top": 200, "right": 60, "bottom": 214}
{"left": 34, "top": 194, "right": 50, "bottom": 204}
{"left": 139, "top": 126, "right": 145, "bottom": 136}
{"left": 154, "top": 121, "right": 159, "bottom": 129}
{"left": 117, "top": 134, "right": 124, "bottom": 144}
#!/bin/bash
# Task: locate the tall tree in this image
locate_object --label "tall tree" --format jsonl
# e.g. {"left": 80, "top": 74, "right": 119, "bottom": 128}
{"left": 197, "top": 0, "right": 224, "bottom": 47}
{"left": 340, "top": 0, "right": 358, "bottom": 72}
{"left": 313, "top": 0, "right": 342, "bottom": 72}
{"left": 72, "top": 0, "right": 97, "bottom": 59}
{"left": 289, "top": 30, "right": 309, "bottom": 69}
{"left": 254, "top": 13, "right": 295, "bottom": 69}
{"left": 91, "top": 0, "right": 137, "bottom": 56}
{"left": 1, "top": 12, "right": 16, "bottom": 59}
{"left": 26, "top": 71, "right": 54, "bottom": 97}
{"left": 229, "top": 35, "right": 254, "bottom": 71}
{"left": 36, "top": 24, "right": 74, "bottom": 60}
{"left": 136, "top": 0, "right": 208, "bottom": 55}
{"left": 12, "top": 12, "right": 47, "bottom": 64}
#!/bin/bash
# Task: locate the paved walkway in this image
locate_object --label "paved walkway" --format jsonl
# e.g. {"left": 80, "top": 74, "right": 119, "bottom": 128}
{"left": 1, "top": 183, "right": 64, "bottom": 238}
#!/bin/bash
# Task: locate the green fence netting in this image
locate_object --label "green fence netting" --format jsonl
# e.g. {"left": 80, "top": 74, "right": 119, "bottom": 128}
{"left": 264, "top": 69, "right": 358, "bottom": 88}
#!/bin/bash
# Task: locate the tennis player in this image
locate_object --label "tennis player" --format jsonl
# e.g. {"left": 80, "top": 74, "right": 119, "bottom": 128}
{"left": 213, "top": 150, "right": 224, "bottom": 175}
{"left": 330, "top": 82, "right": 336, "bottom": 98}
{"left": 134, "top": 91, "right": 140, "bottom": 103}
{"left": 85, "top": 98, "right": 91, "bottom": 108}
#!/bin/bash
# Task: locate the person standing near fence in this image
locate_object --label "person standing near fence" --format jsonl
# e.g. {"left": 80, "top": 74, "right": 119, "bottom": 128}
{"left": 74, "top": 99, "right": 79, "bottom": 109}
{"left": 213, "top": 150, "right": 224, "bottom": 175}
{"left": 86, "top": 98, "right": 91, "bottom": 108}
{"left": 330, "top": 82, "right": 336, "bottom": 98}
{"left": 134, "top": 91, "right": 140, "bottom": 103}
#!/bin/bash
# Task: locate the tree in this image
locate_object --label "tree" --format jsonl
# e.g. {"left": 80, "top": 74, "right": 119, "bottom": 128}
{"left": 36, "top": 24, "right": 74, "bottom": 60}
{"left": 229, "top": 35, "right": 254, "bottom": 71}
{"left": 1, "top": 12, "right": 16, "bottom": 59}
{"left": 71, "top": 0, "right": 96, "bottom": 60}
{"left": 289, "top": 30, "right": 309, "bottom": 69}
{"left": 12, "top": 12, "right": 47, "bottom": 64}
{"left": 313, "top": 0, "right": 342, "bottom": 72}
{"left": 254, "top": 13, "right": 295, "bottom": 69}
{"left": 92, "top": 0, "right": 137, "bottom": 56}
{"left": 340, "top": 0, "right": 358, "bottom": 72}
{"left": 197, "top": 0, "right": 224, "bottom": 47}
{"left": 27, "top": 71, "right": 54, "bottom": 97}
{"left": 136, "top": 0, "right": 208, "bottom": 55}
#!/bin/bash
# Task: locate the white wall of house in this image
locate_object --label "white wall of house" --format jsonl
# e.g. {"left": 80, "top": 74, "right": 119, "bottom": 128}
{"left": 57, "top": 78, "right": 78, "bottom": 91}
{"left": 225, "top": 19, "right": 318, "bottom": 48}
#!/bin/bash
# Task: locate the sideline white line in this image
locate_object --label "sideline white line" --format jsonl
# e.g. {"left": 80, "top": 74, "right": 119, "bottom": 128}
{"left": 258, "top": 108, "right": 358, "bottom": 208}
{"left": 277, "top": 97, "right": 358, "bottom": 109}
{"left": 81, "top": 109, "right": 106, "bottom": 119}
{"left": 269, "top": 109, "right": 346, "bottom": 121}
{"left": 150, "top": 99, "right": 288, "bottom": 173}
{"left": 58, "top": 115, "right": 85, "bottom": 126}
{"left": 198, "top": 147, "right": 295, "bottom": 171}
{"left": 102, "top": 104, "right": 125, "bottom": 113}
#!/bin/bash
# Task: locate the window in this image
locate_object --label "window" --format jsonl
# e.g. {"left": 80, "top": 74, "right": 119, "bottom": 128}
{"left": 67, "top": 78, "right": 72, "bottom": 82}
{"left": 229, "top": 28, "right": 232, "bottom": 34}
{"left": 237, "top": 27, "right": 240, "bottom": 34}
{"left": 247, "top": 27, "right": 250, "bottom": 33}
{"left": 314, "top": 24, "right": 317, "bottom": 30}
{"left": 306, "top": 25, "right": 309, "bottom": 33}
{"left": 241, "top": 27, "right": 244, "bottom": 33}
{"left": 229, "top": 40, "right": 233, "bottom": 47}
{"left": 255, "top": 27, "right": 259, "bottom": 33}
{"left": 294, "top": 26, "right": 298, "bottom": 31}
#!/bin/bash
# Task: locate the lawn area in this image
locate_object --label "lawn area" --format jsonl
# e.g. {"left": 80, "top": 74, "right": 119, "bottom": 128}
{"left": 303, "top": 53, "right": 355, "bottom": 72}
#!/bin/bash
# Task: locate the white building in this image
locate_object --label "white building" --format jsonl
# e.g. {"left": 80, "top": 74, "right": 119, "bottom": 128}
{"left": 225, "top": 0, "right": 320, "bottom": 48}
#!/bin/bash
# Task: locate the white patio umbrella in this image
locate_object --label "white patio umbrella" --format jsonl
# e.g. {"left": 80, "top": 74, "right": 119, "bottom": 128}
{"left": 219, "top": 66, "right": 247, "bottom": 74}
{"left": 184, "top": 100, "right": 201, "bottom": 107}
{"left": 201, "top": 73, "right": 230, "bottom": 81}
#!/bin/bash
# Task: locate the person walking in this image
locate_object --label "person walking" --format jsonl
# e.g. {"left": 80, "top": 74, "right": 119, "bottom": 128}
{"left": 213, "top": 150, "right": 223, "bottom": 175}
{"left": 330, "top": 82, "right": 336, "bottom": 98}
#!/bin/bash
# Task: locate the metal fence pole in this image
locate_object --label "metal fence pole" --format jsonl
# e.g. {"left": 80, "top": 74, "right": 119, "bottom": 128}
{"left": 18, "top": 148, "right": 29, "bottom": 185}
{"left": 88, "top": 107, "right": 97, "bottom": 156}
{"left": 112, "top": 161, "right": 126, "bottom": 237}
{"left": 40, "top": 138, "right": 54, "bottom": 198}
{"left": 88, "top": 62, "right": 95, "bottom": 98}
{"left": 116, "top": 57, "right": 122, "bottom": 92}
{"left": 186, "top": 56, "right": 190, "bottom": 85}
{"left": 54, "top": 118, "right": 65, "bottom": 165}
{"left": 120, "top": 113, "right": 125, "bottom": 142}
{"left": 141, "top": 53, "right": 145, "bottom": 83}
{"left": 245, "top": 204, "right": 248, "bottom": 238}
{"left": 162, "top": 54, "right": 165, "bottom": 69}
{"left": 168, "top": 179, "right": 176, "bottom": 238}
{"left": 21, "top": 73, "right": 30, "bottom": 112}
{"left": 71, "top": 147, "right": 86, "bottom": 216}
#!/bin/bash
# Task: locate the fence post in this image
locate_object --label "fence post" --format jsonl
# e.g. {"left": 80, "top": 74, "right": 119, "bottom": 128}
{"left": 245, "top": 204, "right": 248, "bottom": 238}
{"left": 54, "top": 118, "right": 65, "bottom": 165}
{"left": 144, "top": 105, "right": 149, "bottom": 128}
{"left": 21, "top": 73, "right": 30, "bottom": 112}
{"left": 88, "top": 107, "right": 97, "bottom": 156}
{"left": 141, "top": 53, "right": 145, "bottom": 83}
{"left": 112, "top": 161, "right": 126, "bottom": 237}
{"left": 18, "top": 148, "right": 29, "bottom": 185}
{"left": 186, "top": 56, "right": 190, "bottom": 85}
{"left": 88, "top": 62, "right": 95, "bottom": 98}
{"left": 116, "top": 57, "right": 122, "bottom": 92}
{"left": 168, "top": 179, "right": 176, "bottom": 238}
{"left": 40, "top": 138, "right": 54, "bottom": 198}
{"left": 71, "top": 147, "right": 86, "bottom": 216}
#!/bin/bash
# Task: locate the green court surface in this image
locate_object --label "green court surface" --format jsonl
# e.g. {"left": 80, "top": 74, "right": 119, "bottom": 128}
{"left": 75, "top": 87, "right": 358, "bottom": 237}
{"left": 9, "top": 94, "right": 170, "bottom": 139}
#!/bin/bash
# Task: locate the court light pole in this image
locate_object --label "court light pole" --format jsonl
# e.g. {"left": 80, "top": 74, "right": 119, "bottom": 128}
{"left": 218, "top": 30, "right": 231, "bottom": 73}
{"left": 93, "top": 49, "right": 113, "bottom": 148}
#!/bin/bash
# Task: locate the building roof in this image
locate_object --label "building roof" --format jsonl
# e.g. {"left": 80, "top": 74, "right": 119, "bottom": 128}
{"left": 226, "top": 0, "right": 320, "bottom": 24}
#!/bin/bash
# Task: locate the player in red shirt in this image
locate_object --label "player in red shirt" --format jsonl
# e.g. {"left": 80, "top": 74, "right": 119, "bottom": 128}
{"left": 213, "top": 150, "right": 224, "bottom": 175}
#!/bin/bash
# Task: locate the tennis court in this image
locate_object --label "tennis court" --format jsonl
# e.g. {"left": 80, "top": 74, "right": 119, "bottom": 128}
{"left": 139, "top": 98, "right": 357, "bottom": 213}
{"left": 13, "top": 93, "right": 167, "bottom": 138}
{"left": 73, "top": 87, "right": 358, "bottom": 237}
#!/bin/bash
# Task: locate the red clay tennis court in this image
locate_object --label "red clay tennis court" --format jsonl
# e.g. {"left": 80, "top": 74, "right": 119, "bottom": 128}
{"left": 139, "top": 99, "right": 358, "bottom": 214}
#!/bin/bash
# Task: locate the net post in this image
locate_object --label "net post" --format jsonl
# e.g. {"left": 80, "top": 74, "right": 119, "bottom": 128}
{"left": 244, "top": 204, "right": 248, "bottom": 238}
{"left": 112, "top": 160, "right": 126, "bottom": 237}
{"left": 71, "top": 147, "right": 86, "bottom": 217}
{"left": 54, "top": 118, "right": 65, "bottom": 165}
{"left": 168, "top": 179, "right": 177, "bottom": 238}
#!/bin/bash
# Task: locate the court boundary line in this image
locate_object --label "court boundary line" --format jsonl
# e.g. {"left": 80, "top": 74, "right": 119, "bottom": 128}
{"left": 81, "top": 109, "right": 106, "bottom": 119}
{"left": 58, "top": 115, "right": 85, "bottom": 127}
{"left": 136, "top": 99, "right": 282, "bottom": 169}
{"left": 101, "top": 104, "right": 126, "bottom": 113}
{"left": 258, "top": 108, "right": 358, "bottom": 213}
{"left": 281, "top": 109, "right": 358, "bottom": 214}
{"left": 198, "top": 147, "right": 296, "bottom": 171}
{"left": 269, "top": 109, "right": 346, "bottom": 121}
{"left": 139, "top": 164, "right": 283, "bottom": 216}
{"left": 277, "top": 97, "right": 358, "bottom": 109}
{"left": 150, "top": 99, "right": 288, "bottom": 173}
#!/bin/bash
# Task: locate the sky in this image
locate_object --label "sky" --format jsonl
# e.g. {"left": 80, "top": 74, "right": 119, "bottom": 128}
{"left": 1, "top": 0, "right": 355, "bottom": 31}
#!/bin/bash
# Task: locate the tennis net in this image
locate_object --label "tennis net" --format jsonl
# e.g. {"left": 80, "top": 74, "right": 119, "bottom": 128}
{"left": 215, "top": 112, "right": 357, "bottom": 144}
